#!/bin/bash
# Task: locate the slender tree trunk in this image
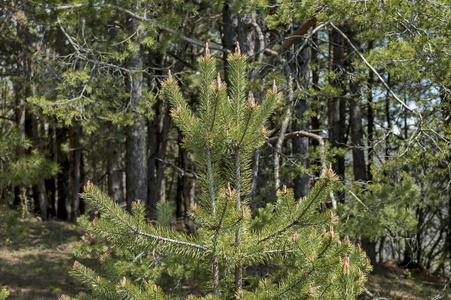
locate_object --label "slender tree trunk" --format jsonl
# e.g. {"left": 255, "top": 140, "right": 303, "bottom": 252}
{"left": 349, "top": 64, "right": 377, "bottom": 265}
{"left": 31, "top": 115, "right": 49, "bottom": 221}
{"left": 367, "top": 41, "right": 374, "bottom": 182}
{"left": 70, "top": 123, "right": 82, "bottom": 223}
{"left": 56, "top": 127, "right": 70, "bottom": 220}
{"left": 108, "top": 127, "right": 124, "bottom": 204}
{"left": 46, "top": 121, "right": 57, "bottom": 217}
{"left": 175, "top": 132, "right": 192, "bottom": 219}
{"left": 328, "top": 26, "right": 346, "bottom": 201}
{"left": 293, "top": 46, "right": 311, "bottom": 199}
{"left": 125, "top": 2, "right": 147, "bottom": 211}
{"left": 147, "top": 101, "right": 171, "bottom": 218}
{"left": 147, "top": 117, "right": 157, "bottom": 217}
{"left": 13, "top": 21, "right": 32, "bottom": 208}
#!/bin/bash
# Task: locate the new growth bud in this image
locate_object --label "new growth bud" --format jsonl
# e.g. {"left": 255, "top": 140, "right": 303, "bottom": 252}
{"left": 343, "top": 254, "right": 350, "bottom": 275}
{"left": 272, "top": 80, "right": 277, "bottom": 94}
{"left": 120, "top": 277, "right": 127, "bottom": 287}
{"left": 84, "top": 180, "right": 92, "bottom": 192}
{"left": 248, "top": 93, "right": 256, "bottom": 108}
{"left": 167, "top": 70, "right": 173, "bottom": 83}
{"left": 215, "top": 73, "right": 222, "bottom": 90}
{"left": 226, "top": 182, "right": 232, "bottom": 197}
{"left": 205, "top": 42, "right": 210, "bottom": 59}
{"left": 235, "top": 42, "right": 241, "bottom": 56}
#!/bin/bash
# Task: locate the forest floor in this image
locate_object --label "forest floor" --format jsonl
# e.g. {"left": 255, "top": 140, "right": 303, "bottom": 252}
{"left": 0, "top": 217, "right": 450, "bottom": 299}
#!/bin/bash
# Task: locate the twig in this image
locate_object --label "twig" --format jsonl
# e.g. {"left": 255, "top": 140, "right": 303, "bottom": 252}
{"left": 55, "top": 4, "right": 231, "bottom": 54}
{"left": 329, "top": 22, "right": 421, "bottom": 119}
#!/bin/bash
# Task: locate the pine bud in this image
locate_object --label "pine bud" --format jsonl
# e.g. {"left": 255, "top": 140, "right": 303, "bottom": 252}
{"left": 357, "top": 243, "right": 362, "bottom": 252}
{"left": 153, "top": 285, "right": 158, "bottom": 293}
{"left": 272, "top": 80, "right": 277, "bottom": 94}
{"left": 260, "top": 126, "right": 267, "bottom": 134}
{"left": 205, "top": 42, "right": 210, "bottom": 59}
{"left": 329, "top": 210, "right": 337, "bottom": 220}
{"left": 120, "top": 277, "right": 127, "bottom": 287}
{"left": 167, "top": 70, "right": 173, "bottom": 83}
{"left": 282, "top": 185, "right": 288, "bottom": 194}
{"left": 248, "top": 93, "right": 256, "bottom": 108}
{"left": 344, "top": 236, "right": 351, "bottom": 244}
{"left": 329, "top": 226, "right": 334, "bottom": 238}
{"left": 308, "top": 284, "right": 314, "bottom": 294}
{"left": 215, "top": 73, "right": 222, "bottom": 90}
{"left": 226, "top": 182, "right": 232, "bottom": 197}
{"left": 343, "top": 254, "right": 350, "bottom": 275}
{"left": 91, "top": 217, "right": 97, "bottom": 226}
{"left": 73, "top": 261, "right": 80, "bottom": 268}
{"left": 176, "top": 104, "right": 182, "bottom": 115}
{"left": 358, "top": 267, "right": 364, "bottom": 277}
{"left": 96, "top": 276, "right": 100, "bottom": 284}
{"left": 322, "top": 227, "right": 326, "bottom": 234}
{"left": 235, "top": 42, "right": 241, "bottom": 56}
{"left": 293, "top": 231, "right": 299, "bottom": 241}
{"left": 84, "top": 180, "right": 92, "bottom": 192}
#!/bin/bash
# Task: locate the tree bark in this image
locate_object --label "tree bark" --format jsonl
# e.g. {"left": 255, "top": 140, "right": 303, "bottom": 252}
{"left": 328, "top": 25, "right": 346, "bottom": 202}
{"left": 125, "top": 1, "right": 147, "bottom": 211}
{"left": 349, "top": 65, "right": 377, "bottom": 265}
{"left": 46, "top": 121, "right": 57, "bottom": 217}
{"left": 56, "top": 127, "right": 70, "bottom": 220}
{"left": 107, "top": 127, "right": 124, "bottom": 204}
{"left": 292, "top": 45, "right": 311, "bottom": 199}
{"left": 70, "top": 123, "right": 82, "bottom": 223}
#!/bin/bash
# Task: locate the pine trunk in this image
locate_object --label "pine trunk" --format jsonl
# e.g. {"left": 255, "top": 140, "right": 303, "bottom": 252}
{"left": 70, "top": 123, "right": 82, "bottom": 223}
{"left": 328, "top": 26, "right": 346, "bottom": 201}
{"left": 125, "top": 2, "right": 147, "bottom": 210}
{"left": 108, "top": 127, "right": 124, "bottom": 204}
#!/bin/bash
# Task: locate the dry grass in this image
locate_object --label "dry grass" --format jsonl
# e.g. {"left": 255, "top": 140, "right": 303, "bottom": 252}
{"left": 363, "top": 261, "right": 450, "bottom": 300}
{"left": 0, "top": 218, "right": 91, "bottom": 299}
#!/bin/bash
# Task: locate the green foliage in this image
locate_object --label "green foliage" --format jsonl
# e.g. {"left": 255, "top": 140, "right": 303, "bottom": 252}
{"left": 338, "top": 173, "right": 419, "bottom": 242}
{"left": 0, "top": 129, "right": 58, "bottom": 187}
{"left": 71, "top": 49, "right": 371, "bottom": 298}
{"left": 0, "top": 288, "right": 9, "bottom": 300}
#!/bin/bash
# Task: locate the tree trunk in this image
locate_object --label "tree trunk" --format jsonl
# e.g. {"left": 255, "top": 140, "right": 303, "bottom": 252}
{"left": 292, "top": 45, "right": 311, "bottom": 199}
{"left": 328, "top": 26, "right": 346, "bottom": 201}
{"left": 46, "top": 121, "right": 57, "bottom": 217}
{"left": 349, "top": 65, "right": 377, "bottom": 265}
{"left": 108, "top": 127, "right": 124, "bottom": 204}
{"left": 56, "top": 126, "right": 70, "bottom": 220}
{"left": 70, "top": 123, "right": 82, "bottom": 223}
{"left": 31, "top": 115, "right": 49, "bottom": 221}
{"left": 125, "top": 2, "right": 147, "bottom": 211}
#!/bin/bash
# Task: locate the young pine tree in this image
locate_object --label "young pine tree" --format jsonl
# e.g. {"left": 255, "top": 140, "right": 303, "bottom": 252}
{"left": 67, "top": 44, "right": 371, "bottom": 299}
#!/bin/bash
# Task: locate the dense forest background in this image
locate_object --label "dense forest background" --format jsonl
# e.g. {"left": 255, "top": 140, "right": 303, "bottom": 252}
{"left": 0, "top": 0, "right": 450, "bottom": 279}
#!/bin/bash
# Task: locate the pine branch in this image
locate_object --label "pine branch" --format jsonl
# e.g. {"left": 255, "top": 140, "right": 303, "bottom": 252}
{"left": 82, "top": 184, "right": 209, "bottom": 252}
{"left": 329, "top": 22, "right": 420, "bottom": 118}
{"left": 255, "top": 178, "right": 332, "bottom": 244}
{"left": 55, "top": 4, "right": 232, "bottom": 54}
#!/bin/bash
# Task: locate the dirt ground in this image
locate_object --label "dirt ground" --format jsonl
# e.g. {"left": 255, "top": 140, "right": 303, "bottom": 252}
{"left": 0, "top": 218, "right": 450, "bottom": 299}
{"left": 0, "top": 218, "right": 90, "bottom": 299}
